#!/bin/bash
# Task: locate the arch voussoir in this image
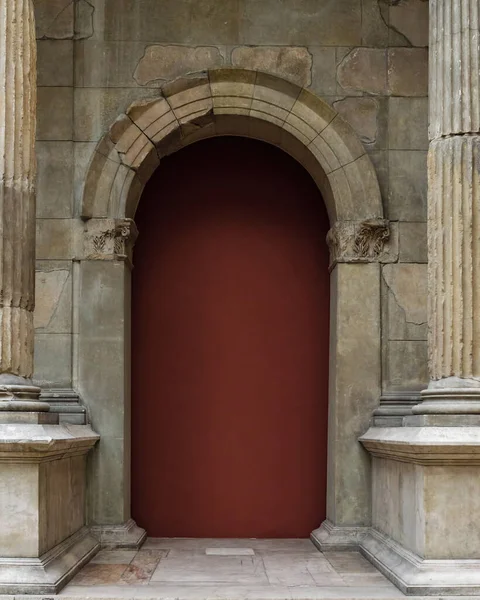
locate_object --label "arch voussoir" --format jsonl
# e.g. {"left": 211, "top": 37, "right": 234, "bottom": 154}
{"left": 82, "top": 68, "right": 384, "bottom": 225}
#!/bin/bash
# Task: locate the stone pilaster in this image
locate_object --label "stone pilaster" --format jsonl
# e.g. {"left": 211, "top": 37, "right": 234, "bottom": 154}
{"left": 416, "top": 0, "right": 480, "bottom": 414}
{"left": 0, "top": 0, "right": 46, "bottom": 410}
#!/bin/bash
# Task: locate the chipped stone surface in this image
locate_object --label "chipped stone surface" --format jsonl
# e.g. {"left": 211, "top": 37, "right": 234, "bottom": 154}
{"left": 333, "top": 97, "right": 379, "bottom": 145}
{"left": 337, "top": 48, "right": 387, "bottom": 95}
{"left": 337, "top": 47, "right": 428, "bottom": 98}
{"left": 231, "top": 46, "right": 312, "bottom": 87}
{"left": 134, "top": 46, "right": 224, "bottom": 86}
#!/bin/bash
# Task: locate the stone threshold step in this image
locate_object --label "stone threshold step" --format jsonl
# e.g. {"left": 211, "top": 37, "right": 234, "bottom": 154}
{"left": 7, "top": 594, "right": 478, "bottom": 600}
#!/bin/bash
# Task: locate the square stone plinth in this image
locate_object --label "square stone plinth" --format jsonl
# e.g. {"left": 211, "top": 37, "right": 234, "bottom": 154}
{"left": 0, "top": 423, "right": 99, "bottom": 594}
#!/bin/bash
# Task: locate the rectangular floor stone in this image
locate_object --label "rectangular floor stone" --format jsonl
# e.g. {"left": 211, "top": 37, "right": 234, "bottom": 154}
{"left": 151, "top": 551, "right": 269, "bottom": 584}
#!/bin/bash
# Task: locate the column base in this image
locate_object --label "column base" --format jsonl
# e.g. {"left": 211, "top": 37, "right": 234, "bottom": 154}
{"left": 0, "top": 526, "right": 99, "bottom": 594}
{"left": 90, "top": 519, "right": 147, "bottom": 549}
{"left": 361, "top": 528, "right": 480, "bottom": 596}
{"left": 0, "top": 375, "right": 49, "bottom": 412}
{"left": 310, "top": 520, "right": 368, "bottom": 551}
{"left": 416, "top": 378, "right": 480, "bottom": 414}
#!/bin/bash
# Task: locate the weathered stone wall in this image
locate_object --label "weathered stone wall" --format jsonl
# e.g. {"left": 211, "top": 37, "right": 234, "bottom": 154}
{"left": 32, "top": 0, "right": 429, "bottom": 405}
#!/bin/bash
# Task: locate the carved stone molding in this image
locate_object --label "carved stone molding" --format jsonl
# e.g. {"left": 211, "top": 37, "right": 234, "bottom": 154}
{"left": 326, "top": 219, "right": 393, "bottom": 269}
{"left": 84, "top": 219, "right": 139, "bottom": 265}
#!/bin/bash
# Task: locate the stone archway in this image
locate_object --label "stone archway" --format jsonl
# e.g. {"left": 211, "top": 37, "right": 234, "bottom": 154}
{"left": 82, "top": 69, "right": 382, "bottom": 223}
{"left": 79, "top": 68, "right": 389, "bottom": 548}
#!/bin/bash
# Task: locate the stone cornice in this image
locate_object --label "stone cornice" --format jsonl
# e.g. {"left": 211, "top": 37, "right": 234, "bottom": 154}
{"left": 360, "top": 426, "right": 480, "bottom": 465}
{"left": 326, "top": 219, "right": 395, "bottom": 269}
{"left": 0, "top": 424, "right": 99, "bottom": 463}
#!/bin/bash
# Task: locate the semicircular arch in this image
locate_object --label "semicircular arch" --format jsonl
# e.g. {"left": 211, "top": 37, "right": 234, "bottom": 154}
{"left": 82, "top": 68, "right": 383, "bottom": 225}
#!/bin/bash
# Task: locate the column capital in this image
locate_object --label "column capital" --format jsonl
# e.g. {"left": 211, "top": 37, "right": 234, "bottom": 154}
{"left": 326, "top": 219, "right": 394, "bottom": 269}
{"left": 84, "top": 218, "right": 139, "bottom": 266}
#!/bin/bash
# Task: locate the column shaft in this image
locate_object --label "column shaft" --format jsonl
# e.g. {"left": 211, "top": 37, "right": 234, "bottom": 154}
{"left": 0, "top": 0, "right": 42, "bottom": 404}
{"left": 419, "top": 0, "right": 480, "bottom": 413}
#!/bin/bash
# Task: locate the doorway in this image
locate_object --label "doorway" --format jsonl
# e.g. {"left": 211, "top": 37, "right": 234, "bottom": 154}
{"left": 131, "top": 136, "right": 330, "bottom": 538}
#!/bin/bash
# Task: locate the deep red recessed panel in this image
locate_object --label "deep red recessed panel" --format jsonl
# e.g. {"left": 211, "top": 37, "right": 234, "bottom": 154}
{"left": 132, "top": 137, "right": 330, "bottom": 538}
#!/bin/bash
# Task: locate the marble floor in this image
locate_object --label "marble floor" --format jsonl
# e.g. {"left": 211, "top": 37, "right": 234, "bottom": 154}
{"left": 60, "top": 538, "right": 407, "bottom": 599}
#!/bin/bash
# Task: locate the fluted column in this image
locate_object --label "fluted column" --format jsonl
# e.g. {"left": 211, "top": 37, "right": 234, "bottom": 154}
{"left": 0, "top": 0, "right": 46, "bottom": 409}
{"left": 416, "top": 0, "right": 480, "bottom": 413}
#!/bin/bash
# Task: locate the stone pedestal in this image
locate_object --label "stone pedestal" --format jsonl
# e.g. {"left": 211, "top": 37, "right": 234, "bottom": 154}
{"left": 360, "top": 428, "right": 480, "bottom": 595}
{"left": 0, "top": 424, "right": 100, "bottom": 594}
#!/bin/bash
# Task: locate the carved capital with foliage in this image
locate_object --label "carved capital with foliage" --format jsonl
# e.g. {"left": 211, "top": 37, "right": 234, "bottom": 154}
{"left": 84, "top": 218, "right": 139, "bottom": 265}
{"left": 327, "top": 219, "right": 393, "bottom": 269}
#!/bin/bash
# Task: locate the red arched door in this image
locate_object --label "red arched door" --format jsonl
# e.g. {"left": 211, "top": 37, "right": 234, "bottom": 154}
{"left": 132, "top": 136, "right": 330, "bottom": 538}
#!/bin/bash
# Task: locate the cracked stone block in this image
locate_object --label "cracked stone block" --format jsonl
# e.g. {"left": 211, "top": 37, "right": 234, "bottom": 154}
{"left": 333, "top": 97, "right": 379, "bottom": 146}
{"left": 389, "top": 0, "right": 429, "bottom": 47}
{"left": 337, "top": 48, "right": 387, "bottom": 95}
{"left": 381, "top": 263, "right": 428, "bottom": 391}
{"left": 387, "top": 150, "right": 427, "bottom": 221}
{"left": 361, "top": 0, "right": 389, "bottom": 46}
{"left": 37, "top": 40, "right": 73, "bottom": 86}
{"left": 35, "top": 263, "right": 72, "bottom": 333}
{"left": 240, "top": 0, "right": 362, "bottom": 46}
{"left": 389, "top": 97, "right": 428, "bottom": 150}
{"left": 34, "top": 0, "right": 74, "bottom": 39}
{"left": 398, "top": 222, "right": 427, "bottom": 263}
{"left": 36, "top": 142, "right": 74, "bottom": 218}
{"left": 37, "top": 87, "right": 74, "bottom": 141}
{"left": 383, "top": 263, "right": 428, "bottom": 330}
{"left": 309, "top": 47, "right": 337, "bottom": 96}
{"left": 388, "top": 48, "right": 428, "bottom": 96}
{"left": 232, "top": 46, "right": 312, "bottom": 87}
{"left": 135, "top": 46, "right": 224, "bottom": 86}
